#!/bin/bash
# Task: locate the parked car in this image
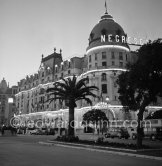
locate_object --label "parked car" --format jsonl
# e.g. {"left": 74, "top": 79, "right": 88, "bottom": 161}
{"left": 127, "top": 127, "right": 162, "bottom": 141}
{"left": 105, "top": 128, "right": 129, "bottom": 139}
{"left": 144, "top": 127, "right": 162, "bottom": 141}
{"left": 30, "top": 129, "right": 45, "bottom": 135}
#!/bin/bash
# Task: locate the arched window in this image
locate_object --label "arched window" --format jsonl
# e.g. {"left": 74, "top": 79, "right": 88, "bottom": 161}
{"left": 101, "top": 73, "right": 107, "bottom": 81}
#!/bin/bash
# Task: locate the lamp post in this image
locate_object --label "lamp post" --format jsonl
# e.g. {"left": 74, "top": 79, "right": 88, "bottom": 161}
{"left": 105, "top": 96, "right": 110, "bottom": 128}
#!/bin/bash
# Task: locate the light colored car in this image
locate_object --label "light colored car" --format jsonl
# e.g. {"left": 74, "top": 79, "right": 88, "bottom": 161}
{"left": 30, "top": 129, "right": 39, "bottom": 135}
{"left": 105, "top": 128, "right": 129, "bottom": 139}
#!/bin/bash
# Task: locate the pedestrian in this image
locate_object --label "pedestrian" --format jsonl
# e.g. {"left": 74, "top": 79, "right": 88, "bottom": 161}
{"left": 1, "top": 125, "right": 5, "bottom": 136}
{"left": 97, "top": 128, "right": 99, "bottom": 135}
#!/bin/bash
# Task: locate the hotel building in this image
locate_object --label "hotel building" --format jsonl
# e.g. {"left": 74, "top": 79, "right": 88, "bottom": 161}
{"left": 14, "top": 8, "right": 162, "bottom": 129}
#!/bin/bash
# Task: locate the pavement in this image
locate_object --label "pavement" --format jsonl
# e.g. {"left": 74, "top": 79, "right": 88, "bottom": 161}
{"left": 0, "top": 136, "right": 162, "bottom": 166}
{"left": 39, "top": 140, "right": 162, "bottom": 161}
{"left": 1, "top": 133, "right": 162, "bottom": 161}
{"left": 34, "top": 133, "right": 162, "bottom": 161}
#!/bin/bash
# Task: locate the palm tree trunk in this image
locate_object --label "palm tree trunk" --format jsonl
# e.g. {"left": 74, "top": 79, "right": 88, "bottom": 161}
{"left": 68, "top": 106, "right": 75, "bottom": 136}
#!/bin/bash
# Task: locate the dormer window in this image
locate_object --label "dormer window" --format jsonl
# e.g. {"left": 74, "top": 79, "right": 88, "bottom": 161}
{"left": 90, "top": 33, "right": 94, "bottom": 40}
{"left": 101, "top": 29, "right": 107, "bottom": 35}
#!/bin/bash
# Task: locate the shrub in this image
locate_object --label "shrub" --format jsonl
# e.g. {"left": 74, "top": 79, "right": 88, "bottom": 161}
{"left": 95, "top": 137, "right": 104, "bottom": 144}
{"left": 56, "top": 135, "right": 79, "bottom": 142}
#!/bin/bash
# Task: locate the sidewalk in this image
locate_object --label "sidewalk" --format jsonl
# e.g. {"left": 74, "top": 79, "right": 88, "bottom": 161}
{"left": 39, "top": 140, "right": 162, "bottom": 161}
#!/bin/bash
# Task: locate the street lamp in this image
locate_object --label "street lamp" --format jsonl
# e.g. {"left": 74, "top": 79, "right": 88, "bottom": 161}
{"left": 105, "top": 96, "right": 110, "bottom": 128}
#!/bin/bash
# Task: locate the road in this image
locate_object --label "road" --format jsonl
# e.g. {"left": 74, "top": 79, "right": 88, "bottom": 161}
{"left": 0, "top": 135, "right": 162, "bottom": 166}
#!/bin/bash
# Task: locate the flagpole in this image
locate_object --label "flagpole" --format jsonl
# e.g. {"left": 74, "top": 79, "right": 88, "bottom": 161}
{"left": 105, "top": 0, "right": 108, "bottom": 14}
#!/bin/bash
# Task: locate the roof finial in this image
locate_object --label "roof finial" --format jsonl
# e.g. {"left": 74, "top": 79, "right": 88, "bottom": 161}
{"left": 105, "top": 0, "right": 108, "bottom": 14}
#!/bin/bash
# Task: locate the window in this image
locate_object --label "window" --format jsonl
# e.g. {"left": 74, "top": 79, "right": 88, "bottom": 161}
{"left": 126, "top": 54, "right": 128, "bottom": 61}
{"left": 68, "top": 70, "right": 71, "bottom": 74}
{"left": 95, "top": 63, "right": 98, "bottom": 67}
{"left": 89, "top": 64, "right": 91, "bottom": 69}
{"left": 55, "top": 66, "right": 58, "bottom": 72}
{"left": 114, "top": 81, "right": 117, "bottom": 88}
{"left": 61, "top": 73, "right": 63, "bottom": 78}
{"left": 102, "top": 52, "right": 106, "bottom": 59}
{"left": 101, "top": 73, "right": 107, "bottom": 81}
{"left": 86, "top": 76, "right": 89, "bottom": 83}
{"left": 111, "top": 52, "right": 115, "bottom": 59}
{"left": 119, "top": 62, "right": 123, "bottom": 67}
{"left": 102, "top": 84, "right": 107, "bottom": 94}
{"left": 89, "top": 55, "right": 91, "bottom": 62}
{"left": 95, "top": 54, "right": 97, "bottom": 60}
{"left": 119, "top": 52, "right": 123, "bottom": 60}
{"left": 69, "top": 62, "right": 71, "bottom": 68}
{"left": 112, "top": 61, "right": 115, "bottom": 66}
{"left": 42, "top": 72, "right": 44, "bottom": 77}
{"left": 102, "top": 62, "right": 107, "bottom": 67}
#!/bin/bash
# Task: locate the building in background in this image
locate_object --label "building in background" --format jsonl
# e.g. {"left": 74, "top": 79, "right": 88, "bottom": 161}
{"left": 15, "top": 7, "right": 162, "bottom": 128}
{"left": 0, "top": 78, "right": 18, "bottom": 126}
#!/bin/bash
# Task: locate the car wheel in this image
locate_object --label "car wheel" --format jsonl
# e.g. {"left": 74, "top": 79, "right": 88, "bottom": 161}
{"left": 151, "top": 135, "right": 156, "bottom": 141}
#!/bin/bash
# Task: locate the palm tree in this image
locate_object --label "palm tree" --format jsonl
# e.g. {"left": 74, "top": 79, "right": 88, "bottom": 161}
{"left": 46, "top": 75, "right": 99, "bottom": 136}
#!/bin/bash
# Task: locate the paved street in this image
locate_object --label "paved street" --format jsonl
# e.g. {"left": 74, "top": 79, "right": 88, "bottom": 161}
{"left": 0, "top": 135, "right": 162, "bottom": 166}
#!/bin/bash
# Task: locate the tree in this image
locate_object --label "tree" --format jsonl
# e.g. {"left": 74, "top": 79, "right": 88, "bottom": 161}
{"left": 82, "top": 109, "right": 108, "bottom": 134}
{"left": 117, "top": 39, "right": 162, "bottom": 148}
{"left": 46, "top": 75, "right": 99, "bottom": 136}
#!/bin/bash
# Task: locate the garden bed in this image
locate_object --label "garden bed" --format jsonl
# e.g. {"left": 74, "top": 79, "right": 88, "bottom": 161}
{"left": 52, "top": 135, "right": 152, "bottom": 150}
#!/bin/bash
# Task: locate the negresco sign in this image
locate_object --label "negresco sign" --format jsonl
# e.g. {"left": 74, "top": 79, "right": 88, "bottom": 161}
{"left": 101, "top": 35, "right": 149, "bottom": 46}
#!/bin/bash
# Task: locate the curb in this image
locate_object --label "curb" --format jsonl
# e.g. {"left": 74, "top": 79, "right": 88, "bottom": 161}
{"left": 48, "top": 140, "right": 137, "bottom": 152}
{"left": 38, "top": 141, "right": 162, "bottom": 161}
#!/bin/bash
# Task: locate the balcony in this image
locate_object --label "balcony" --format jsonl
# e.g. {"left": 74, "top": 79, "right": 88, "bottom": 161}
{"left": 86, "top": 65, "right": 125, "bottom": 72}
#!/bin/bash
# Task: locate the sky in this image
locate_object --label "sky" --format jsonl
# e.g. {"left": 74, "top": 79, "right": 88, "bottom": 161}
{"left": 0, "top": 0, "right": 162, "bottom": 87}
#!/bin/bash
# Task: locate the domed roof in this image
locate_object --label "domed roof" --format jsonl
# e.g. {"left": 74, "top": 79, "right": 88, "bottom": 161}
{"left": 87, "top": 13, "right": 129, "bottom": 52}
